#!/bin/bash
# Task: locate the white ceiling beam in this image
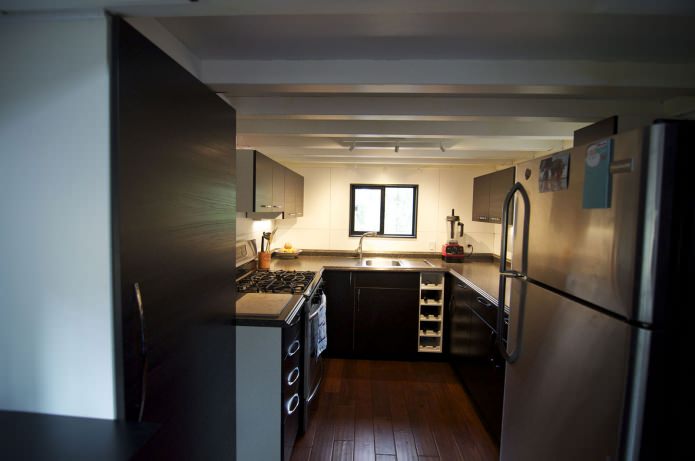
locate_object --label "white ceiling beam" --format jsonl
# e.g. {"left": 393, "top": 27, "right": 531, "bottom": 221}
{"left": 125, "top": 16, "right": 201, "bottom": 78}
{"left": 258, "top": 148, "right": 535, "bottom": 159}
{"left": 203, "top": 59, "right": 695, "bottom": 92}
{"left": 281, "top": 157, "right": 515, "bottom": 166}
{"left": 236, "top": 135, "right": 565, "bottom": 152}
{"left": 237, "top": 119, "right": 585, "bottom": 139}
{"left": 225, "top": 96, "right": 666, "bottom": 122}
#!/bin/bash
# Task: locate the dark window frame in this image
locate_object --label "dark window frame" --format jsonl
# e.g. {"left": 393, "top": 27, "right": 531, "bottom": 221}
{"left": 349, "top": 184, "right": 418, "bottom": 238}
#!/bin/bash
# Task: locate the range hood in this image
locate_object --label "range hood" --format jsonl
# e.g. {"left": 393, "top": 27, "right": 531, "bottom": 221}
{"left": 245, "top": 211, "right": 283, "bottom": 220}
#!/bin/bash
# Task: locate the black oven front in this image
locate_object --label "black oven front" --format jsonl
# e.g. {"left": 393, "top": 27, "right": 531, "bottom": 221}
{"left": 302, "top": 278, "right": 325, "bottom": 433}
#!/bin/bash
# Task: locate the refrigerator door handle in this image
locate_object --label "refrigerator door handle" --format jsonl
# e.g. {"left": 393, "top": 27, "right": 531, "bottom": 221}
{"left": 497, "top": 181, "right": 530, "bottom": 364}
{"left": 498, "top": 181, "right": 530, "bottom": 274}
{"left": 497, "top": 272, "right": 526, "bottom": 363}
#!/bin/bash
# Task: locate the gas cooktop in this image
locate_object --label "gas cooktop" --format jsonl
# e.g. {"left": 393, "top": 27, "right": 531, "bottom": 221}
{"left": 237, "top": 270, "right": 317, "bottom": 294}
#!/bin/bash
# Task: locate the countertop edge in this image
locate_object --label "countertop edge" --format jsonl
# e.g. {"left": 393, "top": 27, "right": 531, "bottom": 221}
{"left": 234, "top": 293, "right": 305, "bottom": 327}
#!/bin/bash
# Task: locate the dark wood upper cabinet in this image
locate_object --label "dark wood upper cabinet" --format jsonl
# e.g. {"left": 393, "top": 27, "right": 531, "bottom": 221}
{"left": 472, "top": 174, "right": 491, "bottom": 222}
{"left": 272, "top": 162, "right": 285, "bottom": 211}
{"left": 254, "top": 152, "right": 274, "bottom": 211}
{"left": 573, "top": 115, "right": 617, "bottom": 147}
{"left": 295, "top": 175, "right": 304, "bottom": 217}
{"left": 472, "top": 167, "right": 515, "bottom": 224}
{"left": 237, "top": 150, "right": 303, "bottom": 217}
{"left": 282, "top": 170, "right": 305, "bottom": 218}
{"left": 488, "top": 167, "right": 515, "bottom": 223}
{"left": 284, "top": 169, "right": 297, "bottom": 217}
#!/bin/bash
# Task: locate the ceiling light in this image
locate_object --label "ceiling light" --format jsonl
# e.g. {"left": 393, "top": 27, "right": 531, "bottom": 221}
{"left": 440, "top": 143, "right": 446, "bottom": 152}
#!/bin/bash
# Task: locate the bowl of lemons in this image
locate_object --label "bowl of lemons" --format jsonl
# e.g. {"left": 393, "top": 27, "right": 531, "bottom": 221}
{"left": 272, "top": 242, "right": 302, "bottom": 259}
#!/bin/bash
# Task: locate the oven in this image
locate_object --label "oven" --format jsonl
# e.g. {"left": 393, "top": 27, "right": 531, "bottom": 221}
{"left": 302, "top": 278, "right": 326, "bottom": 433}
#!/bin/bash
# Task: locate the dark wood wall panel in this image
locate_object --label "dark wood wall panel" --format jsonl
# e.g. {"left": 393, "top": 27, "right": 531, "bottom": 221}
{"left": 111, "top": 16, "right": 237, "bottom": 459}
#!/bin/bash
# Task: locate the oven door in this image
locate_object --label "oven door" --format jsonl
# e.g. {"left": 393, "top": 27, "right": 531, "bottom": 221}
{"left": 303, "top": 281, "right": 325, "bottom": 433}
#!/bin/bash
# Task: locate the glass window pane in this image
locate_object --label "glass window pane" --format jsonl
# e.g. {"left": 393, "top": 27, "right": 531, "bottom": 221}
{"left": 353, "top": 188, "right": 382, "bottom": 232}
{"left": 384, "top": 187, "right": 414, "bottom": 235}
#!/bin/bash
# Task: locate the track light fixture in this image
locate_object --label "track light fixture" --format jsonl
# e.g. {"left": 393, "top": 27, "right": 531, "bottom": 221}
{"left": 440, "top": 143, "right": 446, "bottom": 152}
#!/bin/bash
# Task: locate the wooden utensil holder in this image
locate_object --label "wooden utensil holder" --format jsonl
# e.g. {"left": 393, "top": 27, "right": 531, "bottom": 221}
{"left": 258, "top": 251, "right": 271, "bottom": 270}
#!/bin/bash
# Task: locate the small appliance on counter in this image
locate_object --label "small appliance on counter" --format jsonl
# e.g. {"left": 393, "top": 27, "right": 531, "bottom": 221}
{"left": 441, "top": 208, "right": 466, "bottom": 262}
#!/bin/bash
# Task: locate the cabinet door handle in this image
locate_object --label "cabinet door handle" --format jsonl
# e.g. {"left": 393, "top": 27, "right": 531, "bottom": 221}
{"left": 287, "top": 339, "right": 301, "bottom": 357}
{"left": 260, "top": 204, "right": 272, "bottom": 208}
{"left": 286, "top": 394, "right": 300, "bottom": 415}
{"left": 476, "top": 296, "right": 493, "bottom": 308}
{"left": 456, "top": 282, "right": 466, "bottom": 288}
{"left": 287, "top": 367, "right": 300, "bottom": 386}
{"left": 134, "top": 282, "right": 148, "bottom": 423}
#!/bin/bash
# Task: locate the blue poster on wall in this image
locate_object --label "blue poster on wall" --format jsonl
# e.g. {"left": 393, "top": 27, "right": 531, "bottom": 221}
{"left": 582, "top": 139, "right": 613, "bottom": 209}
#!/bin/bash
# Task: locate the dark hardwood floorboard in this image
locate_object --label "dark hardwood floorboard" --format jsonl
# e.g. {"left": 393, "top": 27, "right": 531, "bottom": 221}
{"left": 334, "top": 404, "right": 356, "bottom": 441}
{"left": 308, "top": 392, "right": 338, "bottom": 461}
{"left": 373, "top": 417, "right": 397, "bottom": 456}
{"left": 294, "top": 359, "right": 498, "bottom": 461}
{"left": 333, "top": 441, "right": 355, "bottom": 461}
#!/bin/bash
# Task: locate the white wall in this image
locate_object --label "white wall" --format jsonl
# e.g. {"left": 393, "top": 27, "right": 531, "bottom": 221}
{"left": 0, "top": 15, "right": 115, "bottom": 419}
{"left": 238, "top": 165, "right": 499, "bottom": 254}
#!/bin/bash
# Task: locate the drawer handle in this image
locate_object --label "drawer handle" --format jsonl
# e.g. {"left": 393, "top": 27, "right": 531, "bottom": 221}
{"left": 287, "top": 367, "right": 300, "bottom": 386}
{"left": 286, "top": 394, "right": 300, "bottom": 415}
{"left": 476, "top": 296, "right": 493, "bottom": 308}
{"left": 287, "top": 339, "right": 301, "bottom": 357}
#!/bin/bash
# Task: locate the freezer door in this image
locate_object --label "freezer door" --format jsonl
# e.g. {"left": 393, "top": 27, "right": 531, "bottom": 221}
{"left": 500, "top": 279, "right": 632, "bottom": 461}
{"left": 512, "top": 128, "right": 645, "bottom": 319}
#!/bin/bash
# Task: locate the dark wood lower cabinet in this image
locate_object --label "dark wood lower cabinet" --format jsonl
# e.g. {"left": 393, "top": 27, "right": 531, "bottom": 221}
{"left": 355, "top": 287, "right": 419, "bottom": 358}
{"left": 448, "top": 278, "right": 506, "bottom": 444}
{"left": 323, "top": 271, "right": 354, "bottom": 357}
{"left": 323, "top": 270, "right": 420, "bottom": 360}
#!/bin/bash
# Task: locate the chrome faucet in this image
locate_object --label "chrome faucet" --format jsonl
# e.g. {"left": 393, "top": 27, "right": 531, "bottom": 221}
{"left": 356, "top": 231, "right": 378, "bottom": 259}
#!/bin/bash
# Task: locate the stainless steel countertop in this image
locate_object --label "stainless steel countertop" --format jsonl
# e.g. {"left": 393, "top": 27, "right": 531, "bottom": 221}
{"left": 269, "top": 255, "right": 508, "bottom": 308}
{"left": 234, "top": 255, "right": 510, "bottom": 327}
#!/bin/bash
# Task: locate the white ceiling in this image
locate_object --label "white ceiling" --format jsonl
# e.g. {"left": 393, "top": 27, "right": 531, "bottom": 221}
{"left": 6, "top": 0, "right": 695, "bottom": 166}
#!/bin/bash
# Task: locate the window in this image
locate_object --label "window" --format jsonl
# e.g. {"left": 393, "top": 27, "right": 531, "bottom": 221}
{"left": 349, "top": 184, "right": 418, "bottom": 237}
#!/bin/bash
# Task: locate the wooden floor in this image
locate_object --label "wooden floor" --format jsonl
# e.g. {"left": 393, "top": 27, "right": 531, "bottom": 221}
{"left": 291, "top": 359, "right": 499, "bottom": 461}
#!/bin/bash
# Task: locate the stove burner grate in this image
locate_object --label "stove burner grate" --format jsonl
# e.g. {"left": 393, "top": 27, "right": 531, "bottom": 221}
{"left": 237, "top": 270, "right": 316, "bottom": 294}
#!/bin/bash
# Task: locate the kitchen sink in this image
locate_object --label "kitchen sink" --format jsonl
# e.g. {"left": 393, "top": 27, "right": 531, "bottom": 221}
{"left": 363, "top": 258, "right": 402, "bottom": 267}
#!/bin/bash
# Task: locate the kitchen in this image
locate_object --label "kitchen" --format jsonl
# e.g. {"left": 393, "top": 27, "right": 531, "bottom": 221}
{"left": 2, "top": 2, "right": 694, "bottom": 461}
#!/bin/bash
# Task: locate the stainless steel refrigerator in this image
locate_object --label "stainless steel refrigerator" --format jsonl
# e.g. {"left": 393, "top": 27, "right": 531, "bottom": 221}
{"left": 496, "top": 120, "right": 693, "bottom": 461}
